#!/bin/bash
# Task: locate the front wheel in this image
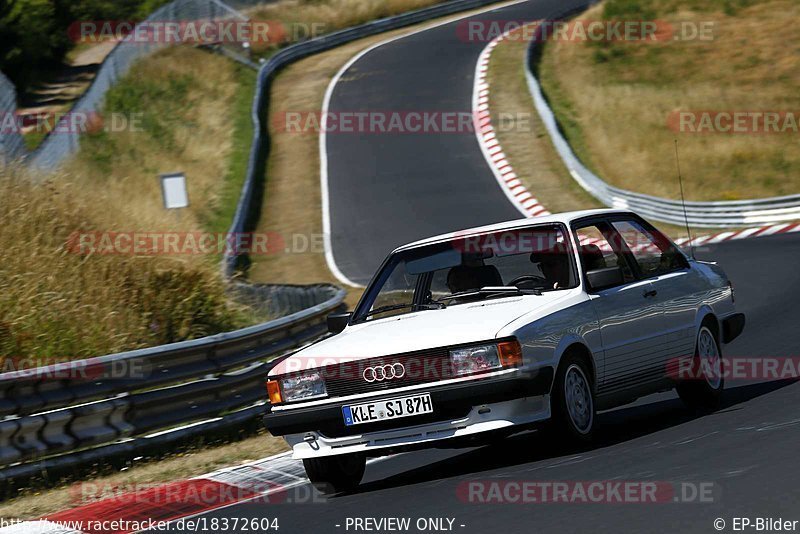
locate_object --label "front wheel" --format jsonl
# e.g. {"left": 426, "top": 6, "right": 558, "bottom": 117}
{"left": 550, "top": 353, "right": 596, "bottom": 442}
{"left": 303, "top": 453, "right": 366, "bottom": 494}
{"left": 677, "top": 325, "right": 724, "bottom": 411}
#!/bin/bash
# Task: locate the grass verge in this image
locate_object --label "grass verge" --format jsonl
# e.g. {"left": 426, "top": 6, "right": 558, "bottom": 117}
{"left": 245, "top": 0, "right": 451, "bottom": 58}
{"left": 203, "top": 64, "right": 257, "bottom": 235}
{"left": 0, "top": 2, "right": 494, "bottom": 515}
{"left": 486, "top": 24, "right": 701, "bottom": 238}
{"left": 1, "top": 46, "right": 264, "bottom": 364}
{"left": 487, "top": 26, "right": 603, "bottom": 215}
{"left": 0, "top": 45, "right": 285, "bottom": 518}
{"left": 0, "top": 429, "right": 288, "bottom": 520}
{"left": 247, "top": 1, "right": 527, "bottom": 308}
{"left": 536, "top": 0, "right": 800, "bottom": 201}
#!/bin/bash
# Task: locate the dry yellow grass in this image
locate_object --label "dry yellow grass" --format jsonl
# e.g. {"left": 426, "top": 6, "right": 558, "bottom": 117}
{"left": 0, "top": 431, "right": 288, "bottom": 520}
{"left": 64, "top": 46, "right": 240, "bottom": 233}
{"left": 487, "top": 25, "right": 602, "bottom": 214}
{"left": 0, "top": 46, "right": 260, "bottom": 364}
{"left": 537, "top": 0, "right": 800, "bottom": 201}
{"left": 1, "top": 4, "right": 515, "bottom": 517}
{"left": 248, "top": 39, "right": 365, "bottom": 308}
{"left": 246, "top": 0, "right": 448, "bottom": 54}
{"left": 249, "top": 0, "right": 446, "bottom": 28}
{"left": 486, "top": 23, "right": 707, "bottom": 238}
{"left": 247, "top": 1, "right": 526, "bottom": 309}
{"left": 0, "top": 170, "right": 243, "bottom": 365}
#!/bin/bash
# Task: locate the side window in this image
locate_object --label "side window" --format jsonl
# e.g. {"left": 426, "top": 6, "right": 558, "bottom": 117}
{"left": 573, "top": 224, "right": 635, "bottom": 283}
{"left": 610, "top": 219, "right": 687, "bottom": 277}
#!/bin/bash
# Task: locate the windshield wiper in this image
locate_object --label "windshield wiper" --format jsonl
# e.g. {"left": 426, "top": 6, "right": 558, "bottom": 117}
{"left": 434, "top": 286, "right": 541, "bottom": 304}
{"left": 366, "top": 302, "right": 445, "bottom": 318}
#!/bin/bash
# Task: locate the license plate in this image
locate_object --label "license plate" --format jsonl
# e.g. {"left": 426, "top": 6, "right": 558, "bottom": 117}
{"left": 342, "top": 393, "right": 433, "bottom": 426}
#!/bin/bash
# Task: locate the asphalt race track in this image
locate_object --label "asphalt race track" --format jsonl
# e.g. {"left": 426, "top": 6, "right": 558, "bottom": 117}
{"left": 162, "top": 0, "right": 800, "bottom": 531}
{"left": 324, "top": 0, "right": 588, "bottom": 284}
{"left": 159, "top": 235, "right": 800, "bottom": 534}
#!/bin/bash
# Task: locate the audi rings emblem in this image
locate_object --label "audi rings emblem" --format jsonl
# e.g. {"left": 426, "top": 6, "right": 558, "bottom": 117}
{"left": 363, "top": 363, "right": 406, "bottom": 383}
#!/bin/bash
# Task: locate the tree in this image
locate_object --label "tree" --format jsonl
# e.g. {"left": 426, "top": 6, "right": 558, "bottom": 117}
{"left": 0, "top": 0, "right": 21, "bottom": 77}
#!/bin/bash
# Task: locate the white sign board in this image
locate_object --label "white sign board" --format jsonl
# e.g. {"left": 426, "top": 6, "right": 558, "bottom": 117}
{"left": 160, "top": 173, "right": 189, "bottom": 209}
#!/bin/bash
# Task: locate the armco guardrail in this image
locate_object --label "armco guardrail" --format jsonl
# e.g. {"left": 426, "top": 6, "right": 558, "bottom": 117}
{"left": 4, "top": 0, "right": 250, "bottom": 171}
{"left": 0, "top": 283, "right": 344, "bottom": 485}
{"left": 523, "top": 7, "right": 800, "bottom": 229}
{"left": 223, "top": 0, "right": 511, "bottom": 276}
{"left": 0, "top": 0, "right": 516, "bottom": 485}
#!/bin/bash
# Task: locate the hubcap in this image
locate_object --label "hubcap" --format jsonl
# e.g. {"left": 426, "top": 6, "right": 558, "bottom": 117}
{"left": 564, "top": 364, "right": 593, "bottom": 434}
{"left": 698, "top": 328, "right": 722, "bottom": 389}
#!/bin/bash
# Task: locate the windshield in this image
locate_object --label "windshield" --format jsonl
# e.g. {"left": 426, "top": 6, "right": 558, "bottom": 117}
{"left": 353, "top": 224, "right": 577, "bottom": 323}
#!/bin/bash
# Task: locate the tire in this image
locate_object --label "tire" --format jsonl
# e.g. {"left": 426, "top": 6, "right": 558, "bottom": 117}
{"left": 550, "top": 352, "right": 596, "bottom": 442}
{"left": 303, "top": 453, "right": 366, "bottom": 494}
{"left": 676, "top": 325, "right": 724, "bottom": 411}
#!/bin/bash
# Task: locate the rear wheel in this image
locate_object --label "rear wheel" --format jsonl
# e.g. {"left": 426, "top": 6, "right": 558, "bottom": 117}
{"left": 550, "top": 353, "right": 596, "bottom": 442}
{"left": 303, "top": 453, "right": 366, "bottom": 494}
{"left": 677, "top": 325, "right": 724, "bottom": 411}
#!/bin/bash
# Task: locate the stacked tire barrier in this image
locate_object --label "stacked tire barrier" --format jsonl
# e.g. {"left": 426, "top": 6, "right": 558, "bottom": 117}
{"left": 0, "top": 72, "right": 25, "bottom": 166}
{"left": 0, "top": 283, "right": 345, "bottom": 486}
{"left": 523, "top": 5, "right": 800, "bottom": 228}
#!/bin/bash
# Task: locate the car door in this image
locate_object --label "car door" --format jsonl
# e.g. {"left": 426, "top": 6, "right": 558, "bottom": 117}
{"left": 572, "top": 220, "right": 666, "bottom": 401}
{"left": 608, "top": 217, "right": 698, "bottom": 365}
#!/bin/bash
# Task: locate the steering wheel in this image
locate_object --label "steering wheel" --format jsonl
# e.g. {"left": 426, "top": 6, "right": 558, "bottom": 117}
{"left": 508, "top": 275, "right": 547, "bottom": 289}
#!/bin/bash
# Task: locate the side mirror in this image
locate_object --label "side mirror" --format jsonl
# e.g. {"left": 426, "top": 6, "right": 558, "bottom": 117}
{"left": 586, "top": 266, "right": 623, "bottom": 292}
{"left": 326, "top": 312, "right": 352, "bottom": 335}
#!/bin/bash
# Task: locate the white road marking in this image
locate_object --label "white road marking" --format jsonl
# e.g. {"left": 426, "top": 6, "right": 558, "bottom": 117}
{"left": 319, "top": 0, "right": 530, "bottom": 287}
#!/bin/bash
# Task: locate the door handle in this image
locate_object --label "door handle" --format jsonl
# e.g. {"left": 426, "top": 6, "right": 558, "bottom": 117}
{"left": 643, "top": 289, "right": 658, "bottom": 298}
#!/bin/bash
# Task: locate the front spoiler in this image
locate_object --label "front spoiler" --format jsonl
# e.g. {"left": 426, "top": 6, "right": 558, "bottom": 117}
{"left": 262, "top": 368, "right": 553, "bottom": 438}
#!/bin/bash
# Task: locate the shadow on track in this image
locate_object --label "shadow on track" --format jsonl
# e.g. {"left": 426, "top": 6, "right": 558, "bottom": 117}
{"left": 344, "top": 379, "right": 798, "bottom": 497}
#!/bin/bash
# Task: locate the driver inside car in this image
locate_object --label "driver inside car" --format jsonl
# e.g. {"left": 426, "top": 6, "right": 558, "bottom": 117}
{"left": 446, "top": 258, "right": 503, "bottom": 296}
{"left": 531, "top": 242, "right": 571, "bottom": 290}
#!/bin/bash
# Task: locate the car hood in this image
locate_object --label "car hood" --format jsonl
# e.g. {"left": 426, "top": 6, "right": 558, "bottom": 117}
{"left": 269, "top": 292, "right": 572, "bottom": 375}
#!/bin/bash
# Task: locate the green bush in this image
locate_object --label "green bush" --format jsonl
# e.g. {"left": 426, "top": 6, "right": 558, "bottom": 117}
{"left": 0, "top": 0, "right": 171, "bottom": 89}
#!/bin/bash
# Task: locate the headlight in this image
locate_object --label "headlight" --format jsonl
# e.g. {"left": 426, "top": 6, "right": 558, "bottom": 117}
{"left": 449, "top": 341, "right": 523, "bottom": 377}
{"left": 274, "top": 372, "right": 327, "bottom": 403}
{"left": 450, "top": 344, "right": 502, "bottom": 376}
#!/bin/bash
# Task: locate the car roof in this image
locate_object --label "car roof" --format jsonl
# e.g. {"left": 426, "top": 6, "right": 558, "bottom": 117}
{"left": 392, "top": 209, "right": 633, "bottom": 253}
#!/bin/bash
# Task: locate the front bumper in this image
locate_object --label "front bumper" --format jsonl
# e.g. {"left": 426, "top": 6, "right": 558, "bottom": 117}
{"left": 285, "top": 396, "right": 550, "bottom": 459}
{"left": 263, "top": 367, "right": 553, "bottom": 453}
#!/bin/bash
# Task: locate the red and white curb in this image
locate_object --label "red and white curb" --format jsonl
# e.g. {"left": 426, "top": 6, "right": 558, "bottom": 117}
{"left": 575, "top": 222, "right": 800, "bottom": 253}
{"left": 476, "top": 28, "right": 800, "bottom": 246}
{"left": 674, "top": 222, "right": 800, "bottom": 248}
{"left": 2, "top": 452, "right": 389, "bottom": 534}
{"left": 473, "top": 31, "right": 550, "bottom": 219}
{"left": 0, "top": 453, "right": 312, "bottom": 534}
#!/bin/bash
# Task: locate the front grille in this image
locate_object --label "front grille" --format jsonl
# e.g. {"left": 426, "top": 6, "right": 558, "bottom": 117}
{"left": 320, "top": 347, "right": 454, "bottom": 398}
